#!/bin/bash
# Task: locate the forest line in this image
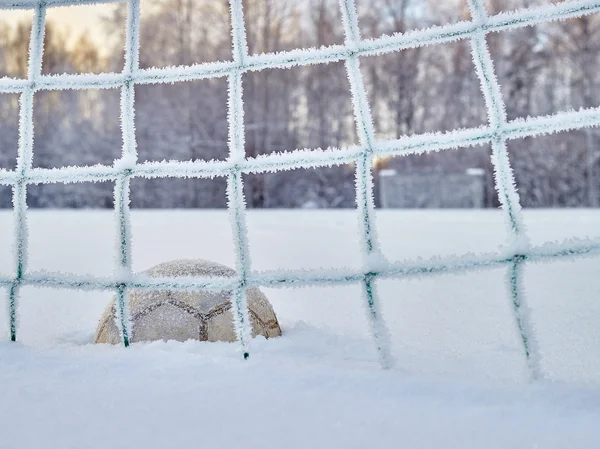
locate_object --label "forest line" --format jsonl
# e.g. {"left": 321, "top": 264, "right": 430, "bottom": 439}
{"left": 0, "top": 0, "right": 598, "bottom": 208}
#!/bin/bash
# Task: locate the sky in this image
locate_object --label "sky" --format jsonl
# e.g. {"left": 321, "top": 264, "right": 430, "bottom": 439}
{"left": 1, "top": 3, "right": 118, "bottom": 55}
{"left": 0, "top": 0, "right": 469, "bottom": 59}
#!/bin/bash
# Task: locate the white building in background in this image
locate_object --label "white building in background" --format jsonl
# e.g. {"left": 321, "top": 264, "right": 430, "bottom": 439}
{"left": 379, "top": 168, "right": 486, "bottom": 208}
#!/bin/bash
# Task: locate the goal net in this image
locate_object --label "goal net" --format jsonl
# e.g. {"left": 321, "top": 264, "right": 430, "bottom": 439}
{"left": 1, "top": 0, "right": 599, "bottom": 380}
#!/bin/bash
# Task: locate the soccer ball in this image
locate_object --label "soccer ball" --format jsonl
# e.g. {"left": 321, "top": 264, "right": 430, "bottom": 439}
{"left": 94, "top": 259, "right": 282, "bottom": 344}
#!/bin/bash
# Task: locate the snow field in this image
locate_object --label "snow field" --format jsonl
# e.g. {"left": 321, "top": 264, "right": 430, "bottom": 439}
{"left": 1, "top": 209, "right": 600, "bottom": 449}
{"left": 0, "top": 209, "right": 598, "bottom": 382}
{"left": 1, "top": 0, "right": 600, "bottom": 370}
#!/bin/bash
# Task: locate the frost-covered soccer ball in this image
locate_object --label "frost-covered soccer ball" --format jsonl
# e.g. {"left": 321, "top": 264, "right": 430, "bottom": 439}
{"left": 94, "top": 259, "right": 282, "bottom": 344}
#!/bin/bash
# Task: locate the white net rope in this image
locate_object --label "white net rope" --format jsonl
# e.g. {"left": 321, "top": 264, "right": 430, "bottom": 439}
{"left": 1, "top": 0, "right": 600, "bottom": 378}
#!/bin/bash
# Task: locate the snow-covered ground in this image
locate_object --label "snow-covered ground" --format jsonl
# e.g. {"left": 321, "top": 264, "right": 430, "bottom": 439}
{"left": 1, "top": 209, "right": 600, "bottom": 448}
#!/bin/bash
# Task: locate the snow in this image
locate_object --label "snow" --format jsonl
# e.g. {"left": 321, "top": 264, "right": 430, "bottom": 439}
{"left": 0, "top": 209, "right": 599, "bottom": 448}
{"left": 466, "top": 168, "right": 485, "bottom": 176}
{"left": 3, "top": 336, "right": 599, "bottom": 449}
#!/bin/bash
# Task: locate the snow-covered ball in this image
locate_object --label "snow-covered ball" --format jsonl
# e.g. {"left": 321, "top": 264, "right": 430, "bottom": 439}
{"left": 94, "top": 259, "right": 282, "bottom": 344}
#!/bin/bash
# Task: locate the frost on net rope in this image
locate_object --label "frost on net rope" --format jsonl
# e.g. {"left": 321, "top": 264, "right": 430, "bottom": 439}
{"left": 0, "top": 0, "right": 599, "bottom": 378}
